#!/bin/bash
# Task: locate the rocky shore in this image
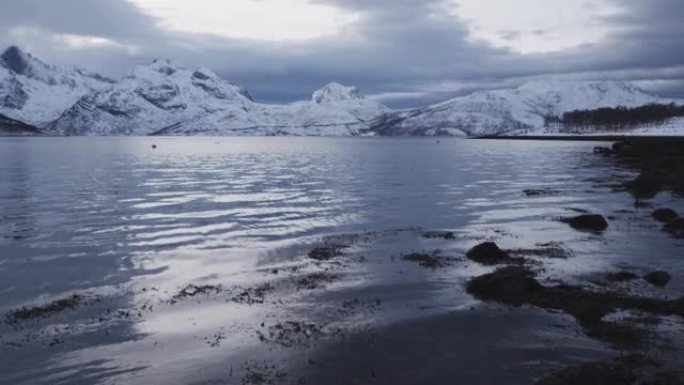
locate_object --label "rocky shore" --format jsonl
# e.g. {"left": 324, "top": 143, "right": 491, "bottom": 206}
{"left": 2, "top": 139, "right": 684, "bottom": 384}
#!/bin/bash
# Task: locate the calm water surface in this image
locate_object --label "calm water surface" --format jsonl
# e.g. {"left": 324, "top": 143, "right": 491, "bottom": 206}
{"left": 0, "top": 137, "right": 682, "bottom": 384}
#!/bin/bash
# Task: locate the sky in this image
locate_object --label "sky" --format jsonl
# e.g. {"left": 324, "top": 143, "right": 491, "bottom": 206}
{"left": 1, "top": 0, "right": 683, "bottom": 108}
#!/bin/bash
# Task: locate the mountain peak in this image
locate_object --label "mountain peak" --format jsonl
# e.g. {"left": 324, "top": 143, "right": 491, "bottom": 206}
{"left": 312, "top": 82, "right": 363, "bottom": 104}
{"left": 147, "top": 59, "right": 179, "bottom": 76}
{"left": 1, "top": 45, "right": 31, "bottom": 74}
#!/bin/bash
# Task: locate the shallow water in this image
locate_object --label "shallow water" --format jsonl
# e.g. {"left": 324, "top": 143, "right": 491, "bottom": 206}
{"left": 0, "top": 137, "right": 683, "bottom": 384}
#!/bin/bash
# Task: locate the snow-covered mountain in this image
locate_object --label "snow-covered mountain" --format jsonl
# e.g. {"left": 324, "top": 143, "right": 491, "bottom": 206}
{"left": 368, "top": 80, "right": 679, "bottom": 137}
{"left": 49, "top": 60, "right": 256, "bottom": 136}
{"left": 49, "top": 58, "right": 389, "bottom": 136}
{"left": 155, "top": 82, "right": 390, "bottom": 136}
{"left": 2, "top": 46, "right": 682, "bottom": 137}
{"left": 0, "top": 46, "right": 114, "bottom": 127}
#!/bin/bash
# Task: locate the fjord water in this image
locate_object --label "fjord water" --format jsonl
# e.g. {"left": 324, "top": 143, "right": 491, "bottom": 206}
{"left": 1, "top": 137, "right": 683, "bottom": 384}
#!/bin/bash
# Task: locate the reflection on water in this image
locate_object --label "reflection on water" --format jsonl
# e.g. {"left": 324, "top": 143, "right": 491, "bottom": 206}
{"left": 0, "top": 137, "right": 682, "bottom": 384}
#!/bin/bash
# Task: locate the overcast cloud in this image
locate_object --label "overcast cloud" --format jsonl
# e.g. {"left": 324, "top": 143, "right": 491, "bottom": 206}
{"left": 1, "top": 0, "right": 682, "bottom": 107}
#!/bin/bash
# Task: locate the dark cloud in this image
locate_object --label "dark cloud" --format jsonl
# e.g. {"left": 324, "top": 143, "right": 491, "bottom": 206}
{"left": 0, "top": 0, "right": 682, "bottom": 108}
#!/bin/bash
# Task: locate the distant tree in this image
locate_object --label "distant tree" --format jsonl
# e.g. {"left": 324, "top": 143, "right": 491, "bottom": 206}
{"left": 549, "top": 103, "right": 684, "bottom": 132}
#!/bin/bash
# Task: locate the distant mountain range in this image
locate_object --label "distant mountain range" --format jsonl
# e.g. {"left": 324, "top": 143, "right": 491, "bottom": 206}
{"left": 1, "top": 46, "right": 682, "bottom": 137}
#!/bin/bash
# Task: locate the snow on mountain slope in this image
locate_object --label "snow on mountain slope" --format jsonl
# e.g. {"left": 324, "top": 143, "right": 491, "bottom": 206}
{"left": 5, "top": 46, "right": 681, "bottom": 137}
{"left": 369, "top": 80, "right": 677, "bottom": 137}
{"left": 0, "top": 46, "right": 114, "bottom": 127}
{"left": 51, "top": 62, "right": 388, "bottom": 136}
{"left": 50, "top": 60, "right": 256, "bottom": 136}
{"left": 145, "top": 82, "right": 390, "bottom": 136}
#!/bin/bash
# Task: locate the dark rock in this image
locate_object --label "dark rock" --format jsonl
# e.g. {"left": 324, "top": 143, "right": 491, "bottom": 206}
{"left": 643, "top": 271, "right": 672, "bottom": 287}
{"left": 466, "top": 267, "right": 684, "bottom": 349}
{"left": 1, "top": 46, "right": 30, "bottom": 74}
{"left": 466, "top": 267, "right": 543, "bottom": 304}
{"left": 466, "top": 242, "right": 517, "bottom": 265}
{"left": 561, "top": 214, "right": 609, "bottom": 232}
{"left": 663, "top": 218, "right": 684, "bottom": 238}
{"left": 652, "top": 208, "right": 679, "bottom": 223}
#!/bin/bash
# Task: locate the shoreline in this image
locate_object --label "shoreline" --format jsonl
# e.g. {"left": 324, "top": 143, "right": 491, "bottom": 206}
{"left": 475, "top": 135, "right": 684, "bottom": 142}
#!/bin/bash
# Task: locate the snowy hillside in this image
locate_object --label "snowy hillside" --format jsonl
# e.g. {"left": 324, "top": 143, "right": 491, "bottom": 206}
{"left": 155, "top": 82, "right": 390, "bottom": 136}
{"left": 49, "top": 60, "right": 256, "bottom": 136}
{"left": 0, "top": 46, "right": 114, "bottom": 127}
{"left": 369, "top": 80, "right": 680, "bottom": 137}
{"left": 2, "top": 46, "right": 682, "bottom": 137}
{"left": 51, "top": 62, "right": 389, "bottom": 136}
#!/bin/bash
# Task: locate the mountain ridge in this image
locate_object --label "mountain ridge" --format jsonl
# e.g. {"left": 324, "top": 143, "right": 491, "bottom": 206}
{"left": 1, "top": 46, "right": 682, "bottom": 137}
{"left": 367, "top": 80, "right": 681, "bottom": 137}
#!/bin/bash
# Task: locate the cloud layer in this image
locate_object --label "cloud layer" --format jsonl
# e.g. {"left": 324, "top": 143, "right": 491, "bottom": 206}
{"left": 1, "top": 0, "right": 682, "bottom": 107}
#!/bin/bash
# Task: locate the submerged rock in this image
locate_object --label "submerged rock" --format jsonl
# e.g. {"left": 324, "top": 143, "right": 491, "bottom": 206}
{"left": 643, "top": 271, "right": 672, "bottom": 287}
{"left": 421, "top": 231, "right": 456, "bottom": 240}
{"left": 652, "top": 208, "right": 679, "bottom": 223}
{"left": 561, "top": 214, "right": 609, "bottom": 232}
{"left": 523, "top": 188, "right": 559, "bottom": 197}
{"left": 466, "top": 242, "right": 518, "bottom": 265}
{"left": 403, "top": 252, "right": 445, "bottom": 268}
{"left": 508, "top": 242, "right": 571, "bottom": 260}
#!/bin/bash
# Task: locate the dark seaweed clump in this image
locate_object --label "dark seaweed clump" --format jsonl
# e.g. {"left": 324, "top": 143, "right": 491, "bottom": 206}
{"left": 6, "top": 294, "right": 86, "bottom": 323}
{"left": 171, "top": 284, "right": 222, "bottom": 303}
{"left": 308, "top": 244, "right": 349, "bottom": 261}
{"left": 523, "top": 188, "right": 559, "bottom": 197}
{"left": 403, "top": 252, "right": 445, "bottom": 268}
{"left": 295, "top": 272, "right": 339, "bottom": 290}
{"left": 421, "top": 231, "right": 456, "bottom": 240}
